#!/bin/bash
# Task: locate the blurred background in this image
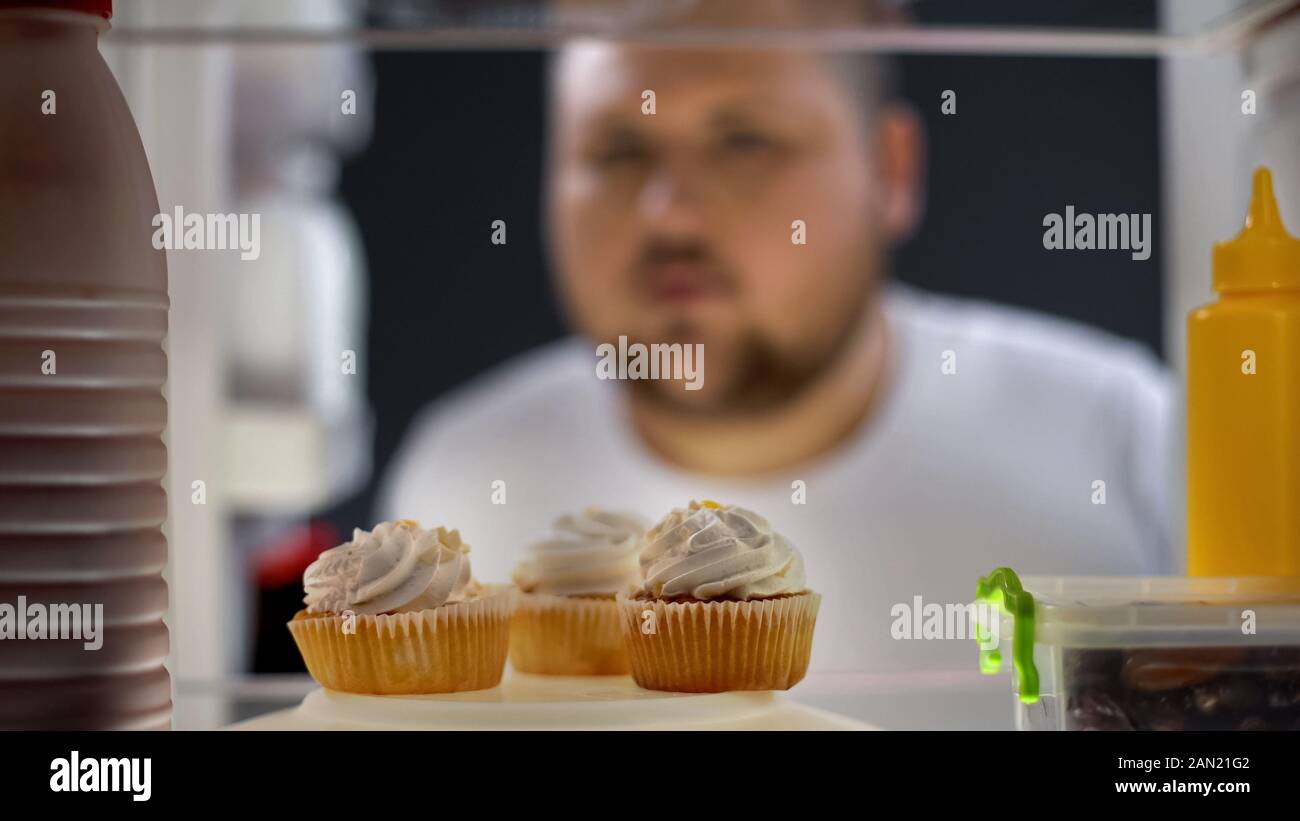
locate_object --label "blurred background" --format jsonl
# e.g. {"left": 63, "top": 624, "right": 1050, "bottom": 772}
{"left": 94, "top": 0, "right": 1300, "bottom": 727}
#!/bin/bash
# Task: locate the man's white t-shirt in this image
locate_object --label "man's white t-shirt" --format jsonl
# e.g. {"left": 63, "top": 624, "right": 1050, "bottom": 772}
{"left": 379, "top": 286, "right": 1174, "bottom": 680}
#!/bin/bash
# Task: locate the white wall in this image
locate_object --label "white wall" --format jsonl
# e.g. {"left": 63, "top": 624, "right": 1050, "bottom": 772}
{"left": 103, "top": 0, "right": 235, "bottom": 730}
{"left": 1160, "top": 0, "right": 1300, "bottom": 570}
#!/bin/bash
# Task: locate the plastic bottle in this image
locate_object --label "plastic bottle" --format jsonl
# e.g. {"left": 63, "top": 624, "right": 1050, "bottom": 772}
{"left": 0, "top": 0, "right": 171, "bottom": 728}
{"left": 1187, "top": 167, "right": 1300, "bottom": 577}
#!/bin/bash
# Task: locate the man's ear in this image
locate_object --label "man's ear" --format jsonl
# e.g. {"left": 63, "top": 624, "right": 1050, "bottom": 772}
{"left": 875, "top": 103, "right": 926, "bottom": 242}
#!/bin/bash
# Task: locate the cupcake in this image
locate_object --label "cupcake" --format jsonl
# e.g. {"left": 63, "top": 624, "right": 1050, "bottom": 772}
{"left": 510, "top": 508, "right": 648, "bottom": 675}
{"left": 617, "top": 500, "right": 819, "bottom": 692}
{"left": 287, "top": 520, "right": 513, "bottom": 694}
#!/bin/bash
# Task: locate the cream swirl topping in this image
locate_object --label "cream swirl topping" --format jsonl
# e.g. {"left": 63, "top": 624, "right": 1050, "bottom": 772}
{"left": 303, "top": 520, "right": 475, "bottom": 615}
{"left": 635, "top": 500, "right": 806, "bottom": 600}
{"left": 512, "top": 508, "right": 647, "bottom": 595}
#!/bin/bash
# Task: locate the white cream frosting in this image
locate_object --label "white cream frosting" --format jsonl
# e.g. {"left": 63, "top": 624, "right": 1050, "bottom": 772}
{"left": 512, "top": 508, "right": 647, "bottom": 596}
{"left": 303, "top": 520, "right": 475, "bottom": 615}
{"left": 635, "top": 500, "right": 807, "bottom": 600}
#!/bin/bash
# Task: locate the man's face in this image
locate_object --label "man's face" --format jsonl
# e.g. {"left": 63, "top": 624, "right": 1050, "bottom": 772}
{"left": 548, "top": 44, "right": 891, "bottom": 413}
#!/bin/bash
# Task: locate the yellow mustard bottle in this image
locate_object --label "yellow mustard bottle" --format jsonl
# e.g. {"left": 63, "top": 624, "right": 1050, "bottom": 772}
{"left": 1188, "top": 167, "right": 1300, "bottom": 576}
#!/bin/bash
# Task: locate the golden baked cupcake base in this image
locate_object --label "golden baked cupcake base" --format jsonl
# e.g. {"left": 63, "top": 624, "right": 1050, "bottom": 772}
{"left": 510, "top": 591, "right": 629, "bottom": 675}
{"left": 616, "top": 591, "right": 820, "bottom": 692}
{"left": 288, "top": 585, "right": 514, "bottom": 695}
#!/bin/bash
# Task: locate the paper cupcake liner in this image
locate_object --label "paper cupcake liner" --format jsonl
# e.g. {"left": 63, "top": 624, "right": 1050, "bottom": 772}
{"left": 616, "top": 592, "right": 820, "bottom": 692}
{"left": 510, "top": 592, "right": 629, "bottom": 675}
{"left": 287, "top": 585, "right": 515, "bottom": 695}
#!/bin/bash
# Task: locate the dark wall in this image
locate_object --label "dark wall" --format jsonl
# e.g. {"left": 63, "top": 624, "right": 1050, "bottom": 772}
{"left": 895, "top": 0, "right": 1160, "bottom": 345}
{"left": 329, "top": 3, "right": 1162, "bottom": 533}
{"left": 894, "top": 53, "right": 1161, "bottom": 350}
{"left": 334, "top": 50, "right": 558, "bottom": 531}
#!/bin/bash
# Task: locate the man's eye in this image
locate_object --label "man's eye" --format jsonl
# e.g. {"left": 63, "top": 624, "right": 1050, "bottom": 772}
{"left": 592, "top": 142, "right": 651, "bottom": 166}
{"left": 721, "top": 131, "right": 776, "bottom": 153}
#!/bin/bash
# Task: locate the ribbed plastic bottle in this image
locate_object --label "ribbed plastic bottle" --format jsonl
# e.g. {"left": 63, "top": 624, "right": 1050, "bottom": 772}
{"left": 1187, "top": 167, "right": 1300, "bottom": 577}
{"left": 0, "top": 0, "right": 171, "bottom": 728}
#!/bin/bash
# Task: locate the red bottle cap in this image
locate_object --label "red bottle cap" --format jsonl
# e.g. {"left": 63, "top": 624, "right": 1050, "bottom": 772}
{"left": 0, "top": 0, "right": 111, "bottom": 19}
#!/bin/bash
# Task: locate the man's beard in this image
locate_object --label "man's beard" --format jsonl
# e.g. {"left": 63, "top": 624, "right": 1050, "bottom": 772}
{"left": 627, "top": 308, "right": 870, "bottom": 418}
{"left": 617, "top": 233, "right": 879, "bottom": 417}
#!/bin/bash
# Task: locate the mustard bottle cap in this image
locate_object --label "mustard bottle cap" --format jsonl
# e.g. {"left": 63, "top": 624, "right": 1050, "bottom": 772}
{"left": 1213, "top": 167, "right": 1300, "bottom": 293}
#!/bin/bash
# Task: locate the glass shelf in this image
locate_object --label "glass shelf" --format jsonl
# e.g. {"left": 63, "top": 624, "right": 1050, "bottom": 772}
{"left": 174, "top": 670, "right": 1014, "bottom": 730}
{"left": 102, "top": 0, "right": 1299, "bottom": 57}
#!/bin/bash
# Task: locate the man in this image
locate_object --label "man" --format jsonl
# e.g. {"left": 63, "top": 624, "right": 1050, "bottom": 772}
{"left": 379, "top": 4, "right": 1173, "bottom": 695}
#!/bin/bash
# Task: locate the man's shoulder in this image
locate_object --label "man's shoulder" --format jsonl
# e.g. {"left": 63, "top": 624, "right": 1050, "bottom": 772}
{"left": 402, "top": 337, "right": 599, "bottom": 445}
{"left": 887, "top": 284, "right": 1170, "bottom": 395}
{"left": 883, "top": 286, "right": 1174, "bottom": 572}
{"left": 378, "top": 338, "right": 601, "bottom": 527}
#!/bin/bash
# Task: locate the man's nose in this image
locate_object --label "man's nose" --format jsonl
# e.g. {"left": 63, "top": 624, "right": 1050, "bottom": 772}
{"left": 636, "top": 157, "right": 707, "bottom": 235}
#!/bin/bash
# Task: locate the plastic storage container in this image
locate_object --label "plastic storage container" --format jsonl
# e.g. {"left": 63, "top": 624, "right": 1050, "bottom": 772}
{"left": 976, "top": 569, "right": 1300, "bottom": 731}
